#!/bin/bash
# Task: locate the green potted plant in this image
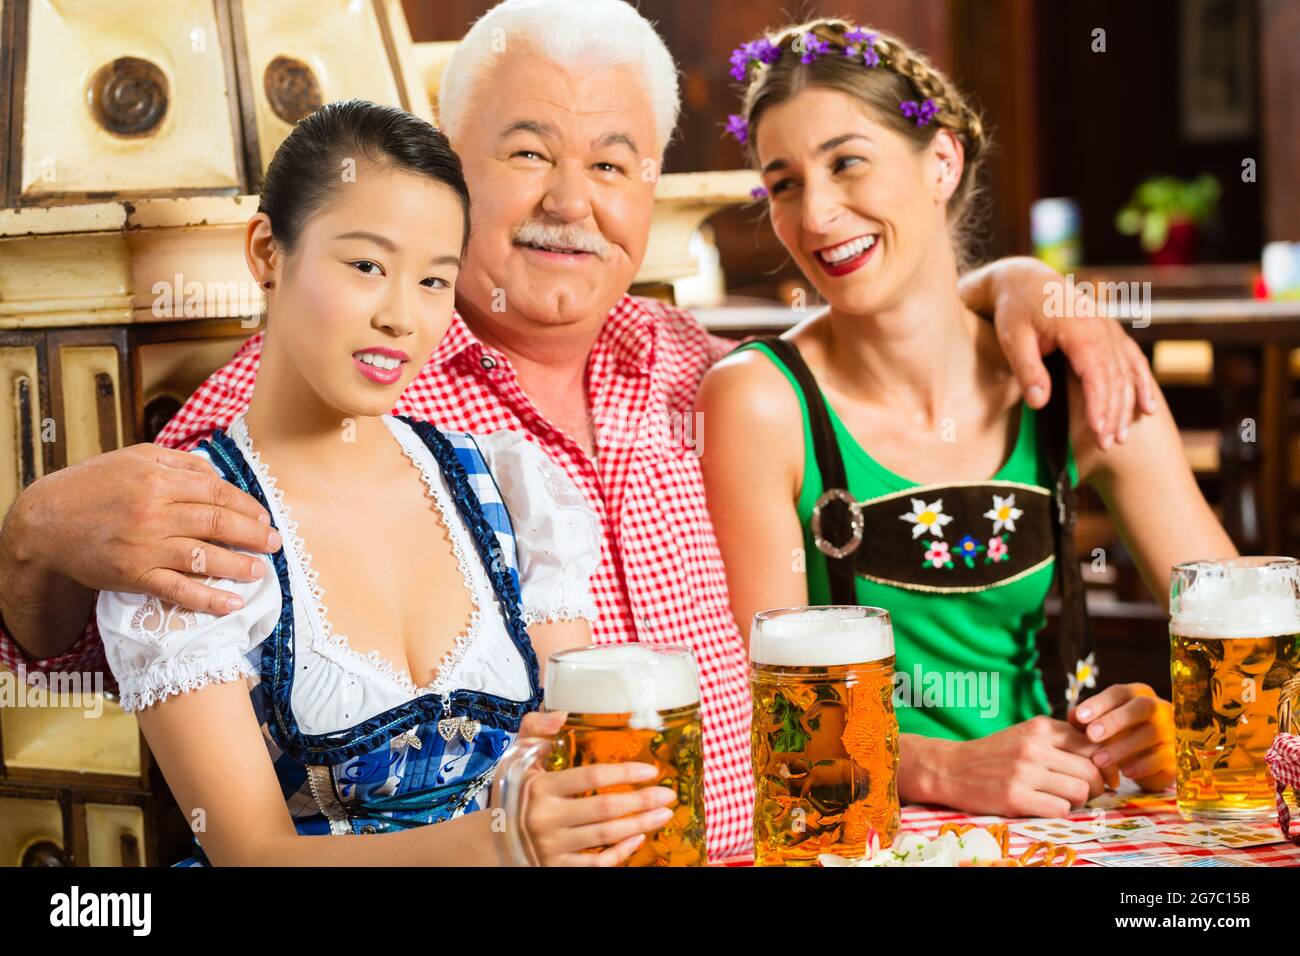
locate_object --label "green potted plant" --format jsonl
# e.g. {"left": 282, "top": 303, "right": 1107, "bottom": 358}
{"left": 1115, "top": 173, "right": 1221, "bottom": 265}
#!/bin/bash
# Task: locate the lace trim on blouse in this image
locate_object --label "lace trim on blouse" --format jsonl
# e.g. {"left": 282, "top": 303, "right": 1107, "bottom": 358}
{"left": 227, "top": 412, "right": 485, "bottom": 701}
{"left": 117, "top": 645, "right": 255, "bottom": 712}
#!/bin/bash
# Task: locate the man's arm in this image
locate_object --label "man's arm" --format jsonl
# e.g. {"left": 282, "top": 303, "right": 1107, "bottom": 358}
{"left": 0, "top": 495, "right": 97, "bottom": 659}
{"left": 0, "top": 445, "right": 279, "bottom": 660}
{"left": 958, "top": 256, "right": 1158, "bottom": 450}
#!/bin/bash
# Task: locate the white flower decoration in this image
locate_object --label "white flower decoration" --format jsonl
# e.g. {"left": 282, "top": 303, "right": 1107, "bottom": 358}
{"left": 899, "top": 498, "right": 952, "bottom": 540}
{"left": 1066, "top": 652, "right": 1099, "bottom": 706}
{"left": 984, "top": 493, "right": 1024, "bottom": 534}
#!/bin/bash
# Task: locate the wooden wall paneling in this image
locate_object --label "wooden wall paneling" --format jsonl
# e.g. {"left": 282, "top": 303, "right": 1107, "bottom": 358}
{"left": 3, "top": 0, "right": 28, "bottom": 208}
{"left": 0, "top": 0, "right": 13, "bottom": 206}
{"left": 224, "top": 0, "right": 264, "bottom": 193}
{"left": 0, "top": 329, "right": 49, "bottom": 519}
{"left": 44, "top": 327, "right": 129, "bottom": 471}
{"left": 212, "top": 0, "right": 252, "bottom": 195}
{"left": 951, "top": 0, "right": 1039, "bottom": 261}
{"left": 1260, "top": 0, "right": 1300, "bottom": 241}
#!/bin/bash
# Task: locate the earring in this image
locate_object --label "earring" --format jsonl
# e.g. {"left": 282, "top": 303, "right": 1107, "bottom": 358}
{"left": 262, "top": 279, "right": 273, "bottom": 290}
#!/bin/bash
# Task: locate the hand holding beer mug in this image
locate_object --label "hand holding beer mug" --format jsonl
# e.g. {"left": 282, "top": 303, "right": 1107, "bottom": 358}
{"left": 751, "top": 606, "right": 901, "bottom": 866}
{"left": 491, "top": 645, "right": 707, "bottom": 866}
{"left": 1170, "top": 557, "right": 1300, "bottom": 821}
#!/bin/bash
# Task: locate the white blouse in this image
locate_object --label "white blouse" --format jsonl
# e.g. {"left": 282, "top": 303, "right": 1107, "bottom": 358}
{"left": 96, "top": 412, "right": 600, "bottom": 735}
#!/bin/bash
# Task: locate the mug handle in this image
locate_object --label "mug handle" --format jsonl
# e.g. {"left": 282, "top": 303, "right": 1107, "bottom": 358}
{"left": 490, "top": 735, "right": 554, "bottom": 867}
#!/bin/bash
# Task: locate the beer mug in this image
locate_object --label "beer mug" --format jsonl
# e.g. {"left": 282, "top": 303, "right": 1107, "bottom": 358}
{"left": 1170, "top": 556, "right": 1300, "bottom": 821}
{"left": 750, "top": 606, "right": 900, "bottom": 866}
{"left": 491, "top": 644, "right": 706, "bottom": 866}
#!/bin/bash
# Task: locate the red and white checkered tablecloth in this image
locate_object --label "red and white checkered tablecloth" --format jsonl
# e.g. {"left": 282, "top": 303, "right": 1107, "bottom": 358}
{"left": 715, "top": 788, "right": 1300, "bottom": 866}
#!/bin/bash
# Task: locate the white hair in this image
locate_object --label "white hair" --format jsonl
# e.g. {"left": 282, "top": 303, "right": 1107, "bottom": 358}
{"left": 438, "top": 0, "right": 681, "bottom": 154}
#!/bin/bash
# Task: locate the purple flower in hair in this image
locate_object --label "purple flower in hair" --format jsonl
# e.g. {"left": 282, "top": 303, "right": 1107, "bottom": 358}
{"left": 726, "top": 113, "right": 749, "bottom": 144}
{"left": 729, "top": 38, "right": 781, "bottom": 82}
{"left": 843, "top": 27, "right": 880, "bottom": 66}
{"left": 749, "top": 186, "right": 769, "bottom": 200}
{"left": 728, "top": 45, "right": 751, "bottom": 82}
{"left": 800, "top": 33, "right": 830, "bottom": 64}
{"left": 900, "top": 98, "right": 939, "bottom": 126}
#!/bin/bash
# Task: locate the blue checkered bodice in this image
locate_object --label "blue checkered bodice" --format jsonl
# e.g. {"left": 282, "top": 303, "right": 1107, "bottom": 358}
{"left": 175, "top": 416, "right": 542, "bottom": 864}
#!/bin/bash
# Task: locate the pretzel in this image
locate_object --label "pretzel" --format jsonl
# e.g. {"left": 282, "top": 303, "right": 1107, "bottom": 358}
{"left": 1018, "top": 841, "right": 1077, "bottom": 867}
{"left": 938, "top": 821, "right": 1012, "bottom": 857}
{"left": 939, "top": 822, "right": 1073, "bottom": 866}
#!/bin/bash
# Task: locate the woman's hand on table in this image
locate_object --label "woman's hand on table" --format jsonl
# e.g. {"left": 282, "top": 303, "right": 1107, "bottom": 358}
{"left": 1069, "top": 683, "right": 1176, "bottom": 792}
{"left": 903, "top": 716, "right": 1114, "bottom": 818}
{"left": 515, "top": 710, "right": 676, "bottom": 866}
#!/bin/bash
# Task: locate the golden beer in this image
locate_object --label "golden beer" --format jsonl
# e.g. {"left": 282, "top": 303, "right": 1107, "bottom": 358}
{"left": 750, "top": 606, "right": 900, "bottom": 866}
{"left": 1170, "top": 557, "right": 1300, "bottom": 821}
{"left": 543, "top": 645, "right": 706, "bottom": 866}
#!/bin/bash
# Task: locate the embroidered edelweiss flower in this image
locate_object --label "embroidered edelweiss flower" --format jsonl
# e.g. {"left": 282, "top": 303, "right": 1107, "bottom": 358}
{"left": 923, "top": 540, "right": 952, "bottom": 569}
{"left": 1066, "top": 652, "right": 1099, "bottom": 706}
{"left": 900, "top": 498, "right": 952, "bottom": 539}
{"left": 984, "top": 493, "right": 1024, "bottom": 534}
{"left": 986, "top": 536, "right": 1008, "bottom": 562}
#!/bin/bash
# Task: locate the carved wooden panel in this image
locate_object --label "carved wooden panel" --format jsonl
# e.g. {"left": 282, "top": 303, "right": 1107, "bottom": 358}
{"left": 231, "top": 0, "right": 429, "bottom": 183}
{"left": 85, "top": 803, "right": 146, "bottom": 867}
{"left": 0, "top": 342, "right": 44, "bottom": 519}
{"left": 47, "top": 336, "right": 128, "bottom": 468}
{"left": 11, "top": 0, "right": 244, "bottom": 203}
{"left": 0, "top": 795, "right": 65, "bottom": 866}
{"left": 0, "top": 697, "right": 142, "bottom": 780}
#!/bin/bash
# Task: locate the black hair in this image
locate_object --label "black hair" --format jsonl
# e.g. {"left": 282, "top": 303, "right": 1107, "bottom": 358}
{"left": 257, "top": 99, "right": 471, "bottom": 256}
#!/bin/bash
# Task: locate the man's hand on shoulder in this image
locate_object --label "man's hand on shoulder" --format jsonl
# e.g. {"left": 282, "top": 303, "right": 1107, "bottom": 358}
{"left": 961, "top": 256, "right": 1158, "bottom": 449}
{"left": 0, "top": 443, "right": 280, "bottom": 652}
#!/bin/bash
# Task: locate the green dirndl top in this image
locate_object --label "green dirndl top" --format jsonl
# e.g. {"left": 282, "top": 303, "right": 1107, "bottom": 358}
{"left": 737, "top": 340, "right": 1081, "bottom": 742}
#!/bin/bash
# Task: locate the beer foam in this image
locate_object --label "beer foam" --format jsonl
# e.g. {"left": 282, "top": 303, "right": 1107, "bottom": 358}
{"left": 1171, "top": 564, "right": 1300, "bottom": 639}
{"left": 750, "top": 607, "right": 895, "bottom": 666}
{"left": 544, "top": 645, "right": 700, "bottom": 716}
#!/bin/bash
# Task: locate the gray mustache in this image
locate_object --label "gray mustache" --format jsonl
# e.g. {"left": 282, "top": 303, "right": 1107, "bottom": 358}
{"left": 511, "top": 220, "right": 610, "bottom": 259}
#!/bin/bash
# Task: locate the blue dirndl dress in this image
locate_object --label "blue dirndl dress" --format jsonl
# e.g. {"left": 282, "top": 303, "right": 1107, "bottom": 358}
{"left": 172, "top": 415, "right": 544, "bottom": 865}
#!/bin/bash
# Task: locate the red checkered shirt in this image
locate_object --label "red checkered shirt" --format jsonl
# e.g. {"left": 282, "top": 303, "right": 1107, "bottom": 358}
{"left": 0, "top": 294, "right": 754, "bottom": 860}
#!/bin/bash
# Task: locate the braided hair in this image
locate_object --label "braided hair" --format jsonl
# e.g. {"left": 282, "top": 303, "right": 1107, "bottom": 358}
{"left": 739, "top": 19, "right": 990, "bottom": 272}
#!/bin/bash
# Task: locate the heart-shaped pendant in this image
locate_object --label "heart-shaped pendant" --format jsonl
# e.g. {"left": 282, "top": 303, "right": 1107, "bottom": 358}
{"left": 459, "top": 719, "right": 481, "bottom": 743}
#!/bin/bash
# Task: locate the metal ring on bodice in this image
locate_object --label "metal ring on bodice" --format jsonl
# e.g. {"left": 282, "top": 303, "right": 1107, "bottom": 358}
{"left": 810, "top": 487, "right": 865, "bottom": 559}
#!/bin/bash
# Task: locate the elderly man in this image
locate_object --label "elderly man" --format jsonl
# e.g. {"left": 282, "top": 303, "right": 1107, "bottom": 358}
{"left": 0, "top": 0, "right": 1152, "bottom": 861}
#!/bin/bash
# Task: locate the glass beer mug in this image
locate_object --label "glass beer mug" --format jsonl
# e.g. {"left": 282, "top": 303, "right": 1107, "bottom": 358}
{"left": 1170, "top": 556, "right": 1300, "bottom": 821}
{"left": 750, "top": 606, "right": 901, "bottom": 866}
{"left": 491, "top": 645, "right": 706, "bottom": 866}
